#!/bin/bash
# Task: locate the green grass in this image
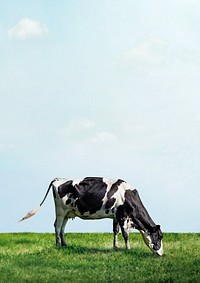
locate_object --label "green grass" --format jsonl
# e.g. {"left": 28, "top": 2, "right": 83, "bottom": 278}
{"left": 0, "top": 233, "right": 199, "bottom": 282}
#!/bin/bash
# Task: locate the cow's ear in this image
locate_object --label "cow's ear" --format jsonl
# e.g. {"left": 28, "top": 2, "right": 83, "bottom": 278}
{"left": 151, "top": 225, "right": 160, "bottom": 232}
{"left": 156, "top": 225, "right": 160, "bottom": 230}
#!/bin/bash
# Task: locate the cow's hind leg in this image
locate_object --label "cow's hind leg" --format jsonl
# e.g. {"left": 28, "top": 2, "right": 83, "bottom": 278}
{"left": 54, "top": 215, "right": 65, "bottom": 247}
{"left": 60, "top": 216, "right": 68, "bottom": 247}
{"left": 113, "top": 219, "right": 120, "bottom": 248}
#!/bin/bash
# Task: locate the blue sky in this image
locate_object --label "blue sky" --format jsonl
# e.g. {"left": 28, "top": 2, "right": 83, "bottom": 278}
{"left": 0, "top": 0, "right": 200, "bottom": 233}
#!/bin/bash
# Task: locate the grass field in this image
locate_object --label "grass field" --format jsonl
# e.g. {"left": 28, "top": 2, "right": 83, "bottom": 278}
{"left": 0, "top": 233, "right": 199, "bottom": 283}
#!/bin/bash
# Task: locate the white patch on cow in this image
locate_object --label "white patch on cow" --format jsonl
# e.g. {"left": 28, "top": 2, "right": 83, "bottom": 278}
{"left": 52, "top": 179, "right": 71, "bottom": 216}
{"left": 62, "top": 195, "right": 69, "bottom": 204}
{"left": 123, "top": 217, "right": 133, "bottom": 230}
{"left": 140, "top": 230, "right": 154, "bottom": 249}
{"left": 103, "top": 178, "right": 117, "bottom": 187}
{"left": 72, "top": 179, "right": 83, "bottom": 186}
{"left": 156, "top": 240, "right": 164, "bottom": 256}
{"left": 112, "top": 182, "right": 126, "bottom": 207}
{"left": 101, "top": 178, "right": 116, "bottom": 206}
{"left": 53, "top": 178, "right": 69, "bottom": 188}
{"left": 124, "top": 182, "right": 134, "bottom": 191}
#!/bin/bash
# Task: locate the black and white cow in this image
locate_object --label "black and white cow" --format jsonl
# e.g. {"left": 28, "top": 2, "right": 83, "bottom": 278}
{"left": 20, "top": 177, "right": 163, "bottom": 256}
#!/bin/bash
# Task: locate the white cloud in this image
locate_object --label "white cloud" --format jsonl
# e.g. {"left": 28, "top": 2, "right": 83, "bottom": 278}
{"left": 0, "top": 143, "right": 14, "bottom": 152}
{"left": 7, "top": 18, "right": 49, "bottom": 39}
{"left": 68, "top": 119, "right": 95, "bottom": 130}
{"left": 121, "top": 35, "right": 200, "bottom": 72}
{"left": 57, "top": 119, "right": 118, "bottom": 146}
{"left": 122, "top": 37, "right": 168, "bottom": 67}
{"left": 58, "top": 118, "right": 95, "bottom": 137}
{"left": 91, "top": 131, "right": 118, "bottom": 144}
{"left": 194, "top": 113, "right": 200, "bottom": 122}
{"left": 123, "top": 124, "right": 145, "bottom": 135}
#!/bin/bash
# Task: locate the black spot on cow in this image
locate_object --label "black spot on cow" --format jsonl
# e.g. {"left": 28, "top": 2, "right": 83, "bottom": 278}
{"left": 73, "top": 177, "right": 107, "bottom": 215}
{"left": 58, "top": 180, "right": 74, "bottom": 199}
{"left": 65, "top": 199, "right": 71, "bottom": 205}
{"left": 105, "top": 179, "right": 124, "bottom": 209}
{"left": 83, "top": 177, "right": 103, "bottom": 183}
{"left": 105, "top": 209, "right": 110, "bottom": 214}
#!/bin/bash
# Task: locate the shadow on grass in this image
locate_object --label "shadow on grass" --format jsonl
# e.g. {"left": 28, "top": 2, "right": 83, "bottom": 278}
{"left": 56, "top": 244, "right": 154, "bottom": 258}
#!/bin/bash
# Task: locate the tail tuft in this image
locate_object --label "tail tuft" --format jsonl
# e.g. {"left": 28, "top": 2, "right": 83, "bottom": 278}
{"left": 18, "top": 206, "right": 41, "bottom": 222}
{"left": 19, "top": 180, "right": 53, "bottom": 223}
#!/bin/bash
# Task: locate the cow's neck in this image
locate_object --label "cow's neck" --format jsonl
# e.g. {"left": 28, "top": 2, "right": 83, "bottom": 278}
{"left": 132, "top": 211, "right": 155, "bottom": 232}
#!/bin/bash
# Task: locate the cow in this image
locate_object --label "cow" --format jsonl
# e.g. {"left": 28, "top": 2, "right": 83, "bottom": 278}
{"left": 19, "top": 177, "right": 163, "bottom": 256}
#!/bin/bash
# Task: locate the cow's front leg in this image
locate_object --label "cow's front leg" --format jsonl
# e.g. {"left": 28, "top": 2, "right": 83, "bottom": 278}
{"left": 113, "top": 219, "right": 120, "bottom": 248}
{"left": 119, "top": 219, "right": 131, "bottom": 250}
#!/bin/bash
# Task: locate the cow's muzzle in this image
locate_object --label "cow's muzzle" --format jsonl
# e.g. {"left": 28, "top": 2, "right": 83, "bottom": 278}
{"left": 154, "top": 241, "right": 164, "bottom": 256}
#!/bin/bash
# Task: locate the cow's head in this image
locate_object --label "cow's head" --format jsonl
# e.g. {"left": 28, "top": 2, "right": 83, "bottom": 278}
{"left": 140, "top": 225, "right": 163, "bottom": 256}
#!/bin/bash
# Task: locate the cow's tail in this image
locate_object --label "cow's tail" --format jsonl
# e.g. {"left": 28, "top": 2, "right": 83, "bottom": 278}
{"left": 18, "top": 180, "right": 54, "bottom": 222}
